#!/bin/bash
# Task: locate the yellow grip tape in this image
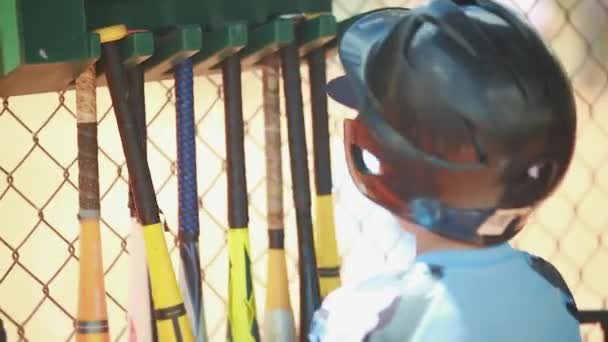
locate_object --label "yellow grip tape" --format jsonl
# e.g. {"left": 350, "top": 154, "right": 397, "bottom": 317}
{"left": 304, "top": 12, "right": 325, "bottom": 20}
{"left": 228, "top": 228, "right": 259, "bottom": 342}
{"left": 94, "top": 24, "right": 128, "bottom": 43}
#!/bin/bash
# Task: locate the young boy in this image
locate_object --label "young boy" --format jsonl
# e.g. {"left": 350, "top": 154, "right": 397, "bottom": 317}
{"left": 309, "top": 0, "right": 582, "bottom": 341}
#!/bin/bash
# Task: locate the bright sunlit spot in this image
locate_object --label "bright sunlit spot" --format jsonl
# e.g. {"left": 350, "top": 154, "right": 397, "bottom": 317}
{"left": 362, "top": 149, "right": 381, "bottom": 175}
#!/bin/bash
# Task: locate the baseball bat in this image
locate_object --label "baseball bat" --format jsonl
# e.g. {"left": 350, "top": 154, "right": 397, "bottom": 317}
{"left": 307, "top": 47, "right": 341, "bottom": 299}
{"left": 0, "top": 318, "right": 5, "bottom": 342}
{"left": 261, "top": 55, "right": 296, "bottom": 342}
{"left": 94, "top": 24, "right": 194, "bottom": 342}
{"left": 125, "top": 62, "right": 157, "bottom": 342}
{"left": 222, "top": 54, "right": 261, "bottom": 342}
{"left": 279, "top": 41, "right": 321, "bottom": 341}
{"left": 75, "top": 63, "right": 110, "bottom": 342}
{"left": 174, "top": 57, "right": 208, "bottom": 342}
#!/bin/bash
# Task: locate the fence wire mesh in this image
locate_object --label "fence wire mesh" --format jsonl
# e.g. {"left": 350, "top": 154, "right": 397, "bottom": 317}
{"left": 0, "top": 0, "right": 607, "bottom": 341}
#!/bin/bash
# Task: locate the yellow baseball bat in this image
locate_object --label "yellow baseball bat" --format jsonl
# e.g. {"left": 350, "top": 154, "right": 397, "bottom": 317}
{"left": 94, "top": 25, "right": 193, "bottom": 342}
{"left": 307, "top": 45, "right": 341, "bottom": 299}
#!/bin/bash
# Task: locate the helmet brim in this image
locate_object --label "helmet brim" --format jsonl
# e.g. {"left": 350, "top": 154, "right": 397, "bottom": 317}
{"left": 337, "top": 8, "right": 410, "bottom": 107}
{"left": 326, "top": 75, "right": 358, "bottom": 109}
{"left": 326, "top": 8, "right": 410, "bottom": 111}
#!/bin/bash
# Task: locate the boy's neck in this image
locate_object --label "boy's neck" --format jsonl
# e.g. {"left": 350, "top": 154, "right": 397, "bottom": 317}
{"left": 397, "top": 218, "right": 483, "bottom": 256}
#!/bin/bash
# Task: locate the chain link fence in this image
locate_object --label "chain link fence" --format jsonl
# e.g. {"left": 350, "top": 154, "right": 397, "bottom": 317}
{"left": 0, "top": 0, "right": 607, "bottom": 341}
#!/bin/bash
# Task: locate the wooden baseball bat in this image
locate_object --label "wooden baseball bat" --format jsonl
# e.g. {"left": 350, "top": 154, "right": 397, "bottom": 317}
{"left": 125, "top": 62, "right": 157, "bottom": 342}
{"left": 94, "top": 24, "right": 194, "bottom": 342}
{"left": 261, "top": 55, "right": 296, "bottom": 342}
{"left": 174, "top": 57, "right": 208, "bottom": 342}
{"left": 279, "top": 41, "right": 321, "bottom": 341}
{"left": 222, "top": 54, "right": 261, "bottom": 342}
{"left": 75, "top": 63, "right": 110, "bottom": 342}
{"left": 307, "top": 47, "right": 341, "bottom": 300}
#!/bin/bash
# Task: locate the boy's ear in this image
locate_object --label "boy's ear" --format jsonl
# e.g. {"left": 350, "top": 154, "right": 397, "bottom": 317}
{"left": 327, "top": 75, "right": 359, "bottom": 110}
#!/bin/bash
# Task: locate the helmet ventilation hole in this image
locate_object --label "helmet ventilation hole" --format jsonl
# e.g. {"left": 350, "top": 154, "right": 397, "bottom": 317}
{"left": 362, "top": 149, "right": 382, "bottom": 175}
{"left": 351, "top": 145, "right": 382, "bottom": 176}
{"left": 528, "top": 164, "right": 540, "bottom": 179}
{"left": 526, "top": 160, "right": 556, "bottom": 184}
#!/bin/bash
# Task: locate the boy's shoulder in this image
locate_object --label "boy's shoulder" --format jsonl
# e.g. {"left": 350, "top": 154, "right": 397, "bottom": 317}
{"left": 520, "top": 251, "right": 571, "bottom": 292}
{"left": 309, "top": 248, "right": 581, "bottom": 341}
{"left": 518, "top": 250, "right": 578, "bottom": 317}
{"left": 309, "top": 263, "right": 444, "bottom": 341}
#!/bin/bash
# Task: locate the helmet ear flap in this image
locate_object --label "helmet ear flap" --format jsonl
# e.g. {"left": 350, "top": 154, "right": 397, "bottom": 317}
{"left": 344, "top": 117, "right": 385, "bottom": 176}
{"left": 343, "top": 118, "right": 368, "bottom": 197}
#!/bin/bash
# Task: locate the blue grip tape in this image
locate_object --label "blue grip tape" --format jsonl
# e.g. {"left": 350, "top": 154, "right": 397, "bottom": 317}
{"left": 175, "top": 58, "right": 200, "bottom": 236}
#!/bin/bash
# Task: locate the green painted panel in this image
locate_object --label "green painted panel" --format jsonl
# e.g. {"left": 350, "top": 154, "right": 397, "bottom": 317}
{"left": 0, "top": 0, "right": 22, "bottom": 76}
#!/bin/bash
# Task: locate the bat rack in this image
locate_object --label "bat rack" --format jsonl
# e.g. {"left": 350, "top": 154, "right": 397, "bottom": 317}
{"left": 0, "top": 0, "right": 350, "bottom": 98}
{"left": 2, "top": 0, "right": 608, "bottom": 340}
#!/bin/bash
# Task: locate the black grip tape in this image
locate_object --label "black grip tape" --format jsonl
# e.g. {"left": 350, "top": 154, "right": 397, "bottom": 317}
{"left": 126, "top": 65, "right": 148, "bottom": 217}
{"left": 100, "top": 41, "right": 160, "bottom": 225}
{"left": 222, "top": 55, "right": 249, "bottom": 229}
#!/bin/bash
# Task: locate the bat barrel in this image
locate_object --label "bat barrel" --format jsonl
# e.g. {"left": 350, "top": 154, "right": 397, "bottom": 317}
{"left": 280, "top": 41, "right": 321, "bottom": 341}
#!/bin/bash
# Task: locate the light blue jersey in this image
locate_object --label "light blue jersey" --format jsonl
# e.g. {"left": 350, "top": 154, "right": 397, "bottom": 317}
{"left": 309, "top": 243, "right": 581, "bottom": 341}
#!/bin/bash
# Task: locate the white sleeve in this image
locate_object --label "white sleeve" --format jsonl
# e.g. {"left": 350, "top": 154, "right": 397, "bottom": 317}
{"left": 308, "top": 271, "right": 406, "bottom": 341}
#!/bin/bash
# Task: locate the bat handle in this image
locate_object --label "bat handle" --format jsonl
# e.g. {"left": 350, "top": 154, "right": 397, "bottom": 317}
{"left": 0, "top": 317, "right": 6, "bottom": 342}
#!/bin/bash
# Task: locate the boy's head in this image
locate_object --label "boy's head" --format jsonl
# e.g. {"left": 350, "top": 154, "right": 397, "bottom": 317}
{"left": 328, "top": 0, "right": 577, "bottom": 246}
